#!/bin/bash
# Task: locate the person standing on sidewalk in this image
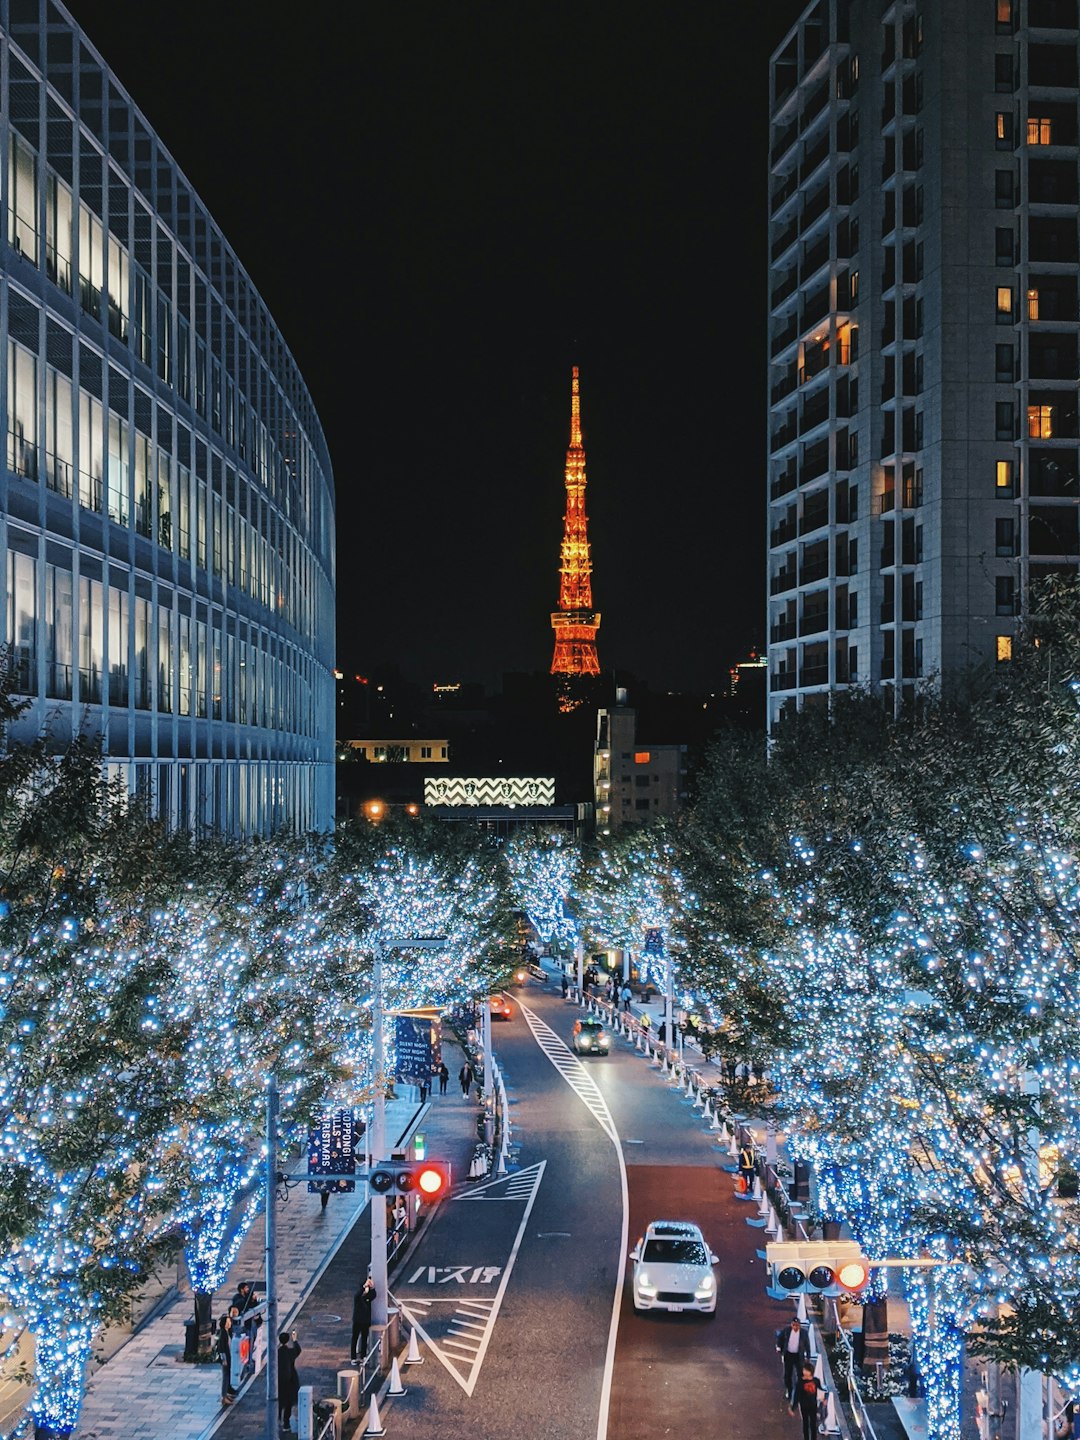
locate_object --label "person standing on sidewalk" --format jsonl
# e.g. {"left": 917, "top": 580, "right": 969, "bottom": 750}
{"left": 620, "top": 983, "right": 632, "bottom": 1012}
{"left": 776, "top": 1316, "right": 809, "bottom": 1397}
{"left": 789, "top": 1362, "right": 821, "bottom": 1440}
{"left": 459, "top": 1060, "right": 475, "bottom": 1098}
{"left": 418, "top": 1073, "right": 429, "bottom": 1103}
{"left": 738, "top": 1140, "right": 756, "bottom": 1194}
{"left": 437, "top": 1061, "right": 449, "bottom": 1094}
{"left": 278, "top": 1330, "right": 302, "bottom": 1433}
{"left": 351, "top": 1274, "right": 376, "bottom": 1363}
{"left": 217, "top": 1308, "right": 239, "bottom": 1405}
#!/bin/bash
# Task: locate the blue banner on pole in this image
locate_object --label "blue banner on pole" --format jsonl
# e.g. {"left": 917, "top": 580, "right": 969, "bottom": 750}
{"left": 307, "top": 1108, "right": 363, "bottom": 1194}
{"left": 395, "top": 1014, "right": 437, "bottom": 1082}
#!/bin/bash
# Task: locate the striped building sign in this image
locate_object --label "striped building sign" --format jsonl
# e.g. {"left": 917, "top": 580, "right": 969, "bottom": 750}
{"left": 424, "top": 776, "right": 556, "bottom": 807}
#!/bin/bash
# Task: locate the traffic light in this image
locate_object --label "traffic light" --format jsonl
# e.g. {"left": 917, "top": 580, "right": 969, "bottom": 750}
{"left": 765, "top": 1240, "right": 871, "bottom": 1298}
{"left": 369, "top": 1159, "right": 452, "bottom": 1202}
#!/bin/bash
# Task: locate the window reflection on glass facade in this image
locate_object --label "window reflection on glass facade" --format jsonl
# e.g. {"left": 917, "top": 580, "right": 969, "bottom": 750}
{"left": 0, "top": 5, "right": 335, "bottom": 836}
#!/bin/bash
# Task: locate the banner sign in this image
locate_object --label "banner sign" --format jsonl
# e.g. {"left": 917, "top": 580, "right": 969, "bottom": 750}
{"left": 307, "top": 1108, "right": 363, "bottom": 1194}
{"left": 643, "top": 927, "right": 664, "bottom": 955}
{"left": 424, "top": 776, "right": 555, "bottom": 806}
{"left": 395, "top": 1014, "right": 437, "bottom": 1081}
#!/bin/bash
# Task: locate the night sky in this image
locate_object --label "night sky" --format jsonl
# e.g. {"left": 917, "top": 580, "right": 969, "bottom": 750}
{"left": 63, "top": 0, "right": 806, "bottom": 694}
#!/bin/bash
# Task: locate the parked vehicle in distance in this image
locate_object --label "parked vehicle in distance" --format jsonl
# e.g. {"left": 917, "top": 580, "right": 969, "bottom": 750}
{"left": 629, "top": 1220, "right": 719, "bottom": 1314}
{"left": 572, "top": 1017, "right": 611, "bottom": 1056}
{"left": 489, "top": 993, "right": 514, "bottom": 1021}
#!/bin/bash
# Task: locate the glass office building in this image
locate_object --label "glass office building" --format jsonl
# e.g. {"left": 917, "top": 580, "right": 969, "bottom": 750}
{"left": 0, "top": 0, "right": 336, "bottom": 833}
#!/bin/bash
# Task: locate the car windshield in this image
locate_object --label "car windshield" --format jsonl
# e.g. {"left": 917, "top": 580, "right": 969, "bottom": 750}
{"left": 643, "top": 1238, "right": 708, "bottom": 1265}
{"left": 582, "top": 1021, "right": 603, "bottom": 1033}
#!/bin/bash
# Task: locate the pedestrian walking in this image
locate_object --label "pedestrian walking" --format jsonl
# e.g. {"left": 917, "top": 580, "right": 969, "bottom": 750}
{"left": 437, "top": 1061, "right": 449, "bottom": 1094}
{"left": 789, "top": 1362, "right": 822, "bottom": 1440}
{"left": 278, "top": 1330, "right": 302, "bottom": 1433}
{"left": 351, "top": 1274, "right": 376, "bottom": 1363}
{"left": 319, "top": 1186, "right": 330, "bottom": 1211}
{"left": 561, "top": 972, "right": 569, "bottom": 998}
{"left": 217, "top": 1308, "right": 239, "bottom": 1405}
{"left": 459, "top": 1061, "right": 475, "bottom": 1098}
{"left": 418, "top": 1074, "right": 429, "bottom": 1103}
{"left": 776, "top": 1316, "right": 810, "bottom": 1396}
{"left": 620, "top": 983, "right": 632, "bottom": 1013}
{"left": 738, "top": 1140, "right": 756, "bottom": 1194}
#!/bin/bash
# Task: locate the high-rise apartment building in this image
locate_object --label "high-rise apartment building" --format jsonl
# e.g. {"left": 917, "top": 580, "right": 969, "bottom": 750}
{"left": 0, "top": 0, "right": 335, "bottom": 832}
{"left": 767, "top": 0, "right": 1077, "bottom": 727}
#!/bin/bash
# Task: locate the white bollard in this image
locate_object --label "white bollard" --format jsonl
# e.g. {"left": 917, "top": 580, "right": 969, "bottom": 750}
{"left": 297, "top": 1386, "right": 315, "bottom": 1440}
{"left": 337, "top": 1369, "right": 360, "bottom": 1419}
{"left": 823, "top": 1390, "right": 841, "bottom": 1434}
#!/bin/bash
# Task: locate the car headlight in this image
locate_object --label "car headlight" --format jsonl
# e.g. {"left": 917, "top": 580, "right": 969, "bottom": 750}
{"left": 637, "top": 1272, "right": 657, "bottom": 1293}
{"left": 695, "top": 1274, "right": 715, "bottom": 1294}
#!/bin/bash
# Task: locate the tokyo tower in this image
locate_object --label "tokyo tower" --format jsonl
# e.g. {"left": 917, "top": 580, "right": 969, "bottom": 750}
{"left": 550, "top": 366, "right": 601, "bottom": 679}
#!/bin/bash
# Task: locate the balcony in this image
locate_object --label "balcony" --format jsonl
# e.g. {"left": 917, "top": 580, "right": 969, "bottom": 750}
{"left": 771, "top": 567, "right": 797, "bottom": 595}
{"left": 771, "top": 518, "right": 798, "bottom": 546}
{"left": 800, "top": 610, "right": 830, "bottom": 636}
{"left": 771, "top": 619, "right": 797, "bottom": 643}
{"left": 800, "top": 664, "right": 829, "bottom": 687}
{"left": 800, "top": 502, "right": 830, "bottom": 536}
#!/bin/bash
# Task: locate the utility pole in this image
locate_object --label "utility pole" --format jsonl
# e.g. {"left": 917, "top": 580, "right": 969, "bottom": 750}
{"left": 664, "top": 947, "right": 675, "bottom": 1060}
{"left": 482, "top": 996, "right": 494, "bottom": 1147}
{"left": 370, "top": 944, "right": 389, "bottom": 1331}
{"left": 264, "top": 1076, "right": 279, "bottom": 1440}
{"left": 370, "top": 938, "right": 445, "bottom": 1336}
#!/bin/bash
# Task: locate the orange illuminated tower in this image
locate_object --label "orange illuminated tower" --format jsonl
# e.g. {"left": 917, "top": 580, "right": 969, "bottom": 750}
{"left": 550, "top": 366, "right": 601, "bottom": 681}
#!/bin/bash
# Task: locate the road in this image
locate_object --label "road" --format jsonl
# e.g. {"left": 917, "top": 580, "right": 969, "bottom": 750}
{"left": 381, "top": 980, "right": 798, "bottom": 1440}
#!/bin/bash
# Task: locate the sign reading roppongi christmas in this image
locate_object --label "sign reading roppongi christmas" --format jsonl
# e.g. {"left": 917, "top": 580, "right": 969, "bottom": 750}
{"left": 424, "top": 776, "right": 555, "bottom": 806}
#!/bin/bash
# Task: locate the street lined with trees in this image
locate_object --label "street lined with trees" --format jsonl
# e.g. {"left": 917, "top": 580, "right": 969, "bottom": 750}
{"left": 4, "top": 586, "right": 1080, "bottom": 1436}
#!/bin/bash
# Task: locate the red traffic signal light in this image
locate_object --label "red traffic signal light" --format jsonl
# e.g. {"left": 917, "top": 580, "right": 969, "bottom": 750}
{"left": 369, "top": 1159, "right": 451, "bottom": 1201}
{"left": 415, "top": 1162, "right": 451, "bottom": 1201}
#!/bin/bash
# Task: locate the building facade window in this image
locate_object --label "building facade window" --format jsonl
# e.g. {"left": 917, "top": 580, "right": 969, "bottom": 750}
{"left": 8, "top": 132, "right": 37, "bottom": 261}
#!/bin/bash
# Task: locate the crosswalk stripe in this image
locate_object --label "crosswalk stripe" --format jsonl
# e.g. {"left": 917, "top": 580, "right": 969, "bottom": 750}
{"left": 518, "top": 1002, "right": 620, "bottom": 1145}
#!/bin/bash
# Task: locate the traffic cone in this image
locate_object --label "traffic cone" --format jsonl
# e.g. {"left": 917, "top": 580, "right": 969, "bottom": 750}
{"left": 684, "top": 1073, "right": 694, "bottom": 1099}
{"left": 813, "top": 1354, "right": 825, "bottom": 1385}
{"left": 806, "top": 1320, "right": 818, "bottom": 1357}
{"left": 388, "top": 1356, "right": 408, "bottom": 1396}
{"left": 363, "top": 1394, "right": 386, "bottom": 1437}
{"left": 796, "top": 1291, "right": 809, "bottom": 1323}
{"left": 404, "top": 1326, "right": 424, "bottom": 1365}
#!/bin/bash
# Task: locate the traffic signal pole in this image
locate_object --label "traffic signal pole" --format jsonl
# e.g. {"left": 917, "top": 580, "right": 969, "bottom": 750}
{"left": 371, "top": 945, "right": 389, "bottom": 1331}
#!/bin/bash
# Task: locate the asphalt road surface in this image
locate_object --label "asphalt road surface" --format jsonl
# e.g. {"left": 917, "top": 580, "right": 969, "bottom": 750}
{"left": 379, "top": 980, "right": 799, "bottom": 1440}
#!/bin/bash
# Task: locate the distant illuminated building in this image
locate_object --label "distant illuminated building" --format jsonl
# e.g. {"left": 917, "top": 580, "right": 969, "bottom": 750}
{"left": 594, "top": 690, "right": 687, "bottom": 835}
{"left": 550, "top": 366, "right": 601, "bottom": 695}
{"left": 729, "top": 650, "right": 767, "bottom": 697}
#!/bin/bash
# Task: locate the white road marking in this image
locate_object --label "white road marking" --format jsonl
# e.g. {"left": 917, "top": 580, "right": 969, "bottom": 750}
{"left": 393, "top": 1159, "right": 545, "bottom": 1396}
{"left": 456, "top": 1160, "right": 543, "bottom": 1200}
{"left": 517, "top": 1000, "right": 628, "bottom": 1440}
{"left": 517, "top": 1004, "right": 620, "bottom": 1144}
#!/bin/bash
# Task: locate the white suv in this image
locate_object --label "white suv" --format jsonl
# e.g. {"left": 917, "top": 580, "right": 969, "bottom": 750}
{"left": 630, "top": 1220, "right": 719, "bottom": 1315}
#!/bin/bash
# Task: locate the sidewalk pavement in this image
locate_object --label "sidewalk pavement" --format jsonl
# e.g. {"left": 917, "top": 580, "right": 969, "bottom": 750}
{"left": 213, "top": 1032, "right": 483, "bottom": 1439}
{"left": 73, "top": 1055, "right": 481, "bottom": 1440}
